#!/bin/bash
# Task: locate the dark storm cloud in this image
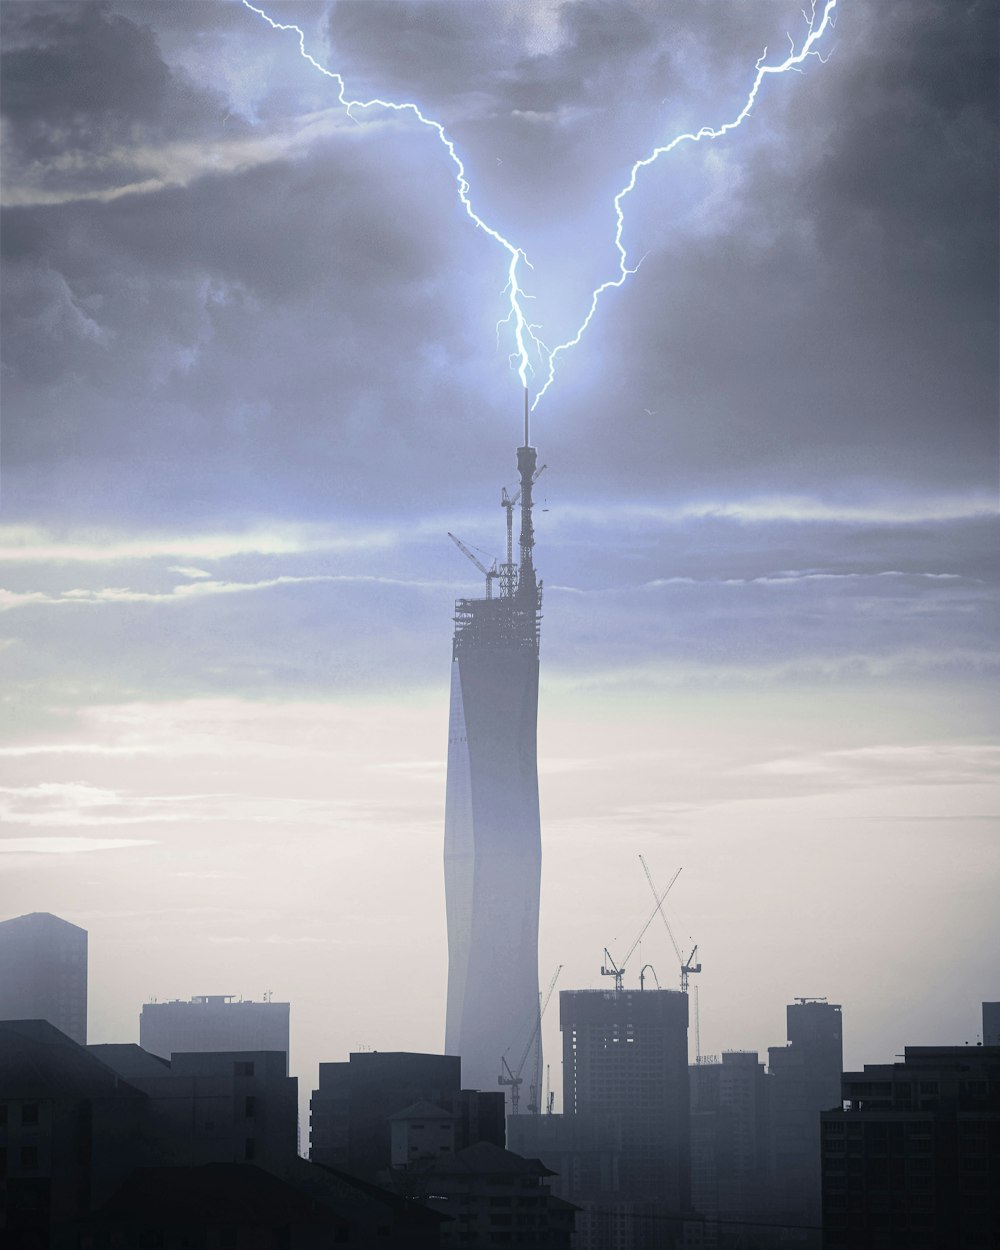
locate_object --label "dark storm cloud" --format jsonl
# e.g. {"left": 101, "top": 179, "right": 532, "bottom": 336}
{"left": 0, "top": 0, "right": 996, "bottom": 529}
{"left": 0, "top": 1, "right": 230, "bottom": 195}
{"left": 539, "top": 0, "right": 998, "bottom": 502}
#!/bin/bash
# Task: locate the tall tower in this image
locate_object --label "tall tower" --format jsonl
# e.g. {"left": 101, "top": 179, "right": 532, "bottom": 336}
{"left": 444, "top": 390, "right": 543, "bottom": 1099}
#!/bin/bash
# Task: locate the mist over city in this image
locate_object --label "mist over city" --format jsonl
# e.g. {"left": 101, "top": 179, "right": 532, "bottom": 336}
{"left": 1, "top": 1, "right": 997, "bottom": 1246}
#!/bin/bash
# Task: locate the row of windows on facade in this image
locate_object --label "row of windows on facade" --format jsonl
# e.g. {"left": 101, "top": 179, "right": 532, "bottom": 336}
{"left": 0, "top": 1102, "right": 40, "bottom": 1126}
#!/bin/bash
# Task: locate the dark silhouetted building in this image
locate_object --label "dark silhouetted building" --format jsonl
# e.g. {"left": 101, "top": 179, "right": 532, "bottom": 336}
{"left": 690, "top": 1051, "right": 770, "bottom": 1248}
{"left": 139, "top": 993, "right": 290, "bottom": 1072}
{"left": 92, "top": 1043, "right": 297, "bottom": 1171}
{"left": 767, "top": 997, "right": 842, "bottom": 1245}
{"left": 1, "top": 1020, "right": 441, "bottom": 1249}
{"left": 444, "top": 401, "right": 544, "bottom": 1097}
{"left": 983, "top": 1001, "right": 1000, "bottom": 1047}
{"left": 821, "top": 1045, "right": 1000, "bottom": 1250}
{"left": 560, "top": 987, "right": 692, "bottom": 1247}
{"left": 0, "top": 1019, "right": 145, "bottom": 1247}
{"left": 310, "top": 1050, "right": 505, "bottom": 1181}
{"left": 78, "top": 1161, "right": 445, "bottom": 1250}
{"left": 397, "top": 1139, "right": 576, "bottom": 1249}
{"left": 0, "top": 912, "right": 87, "bottom": 1044}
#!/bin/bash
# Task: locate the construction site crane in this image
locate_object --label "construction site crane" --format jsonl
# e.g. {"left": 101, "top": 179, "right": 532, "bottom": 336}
{"left": 639, "top": 854, "right": 702, "bottom": 992}
{"left": 498, "top": 964, "right": 562, "bottom": 1115}
{"left": 448, "top": 532, "right": 499, "bottom": 599}
{"left": 600, "top": 867, "right": 682, "bottom": 992}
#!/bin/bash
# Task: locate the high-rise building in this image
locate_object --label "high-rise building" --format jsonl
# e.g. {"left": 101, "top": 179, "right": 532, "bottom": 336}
{"left": 444, "top": 392, "right": 543, "bottom": 1096}
{"left": 140, "top": 995, "right": 290, "bottom": 1072}
{"left": 767, "top": 997, "right": 843, "bottom": 1244}
{"left": 983, "top": 1001, "right": 1000, "bottom": 1046}
{"left": 821, "top": 1044, "right": 1000, "bottom": 1249}
{"left": 560, "top": 988, "right": 691, "bottom": 1215}
{"left": 0, "top": 911, "right": 87, "bottom": 1043}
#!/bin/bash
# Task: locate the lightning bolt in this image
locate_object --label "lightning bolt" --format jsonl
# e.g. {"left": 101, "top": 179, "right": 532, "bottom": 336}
{"left": 241, "top": 0, "right": 837, "bottom": 408}
{"left": 531, "top": 0, "right": 838, "bottom": 409}
{"left": 240, "top": 0, "right": 539, "bottom": 387}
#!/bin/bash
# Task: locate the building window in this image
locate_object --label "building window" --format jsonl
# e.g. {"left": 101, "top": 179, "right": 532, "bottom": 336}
{"left": 235, "top": 1061, "right": 255, "bottom": 1077}
{"left": 0, "top": 1104, "right": 7, "bottom": 1127}
{"left": 21, "top": 1103, "right": 39, "bottom": 1126}
{"left": 21, "top": 1145, "right": 39, "bottom": 1170}
{"left": 245, "top": 1137, "right": 256, "bottom": 1161}
{"left": 245, "top": 1096, "right": 256, "bottom": 1118}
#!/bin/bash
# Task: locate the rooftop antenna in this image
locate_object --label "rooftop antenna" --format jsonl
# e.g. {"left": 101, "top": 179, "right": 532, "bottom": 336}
{"left": 517, "top": 388, "right": 537, "bottom": 588}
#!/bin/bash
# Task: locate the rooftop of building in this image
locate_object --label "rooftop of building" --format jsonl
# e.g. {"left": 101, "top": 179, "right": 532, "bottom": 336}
{"left": 0, "top": 910, "right": 87, "bottom": 936}
{"left": 0, "top": 1020, "right": 144, "bottom": 1101}
{"left": 415, "top": 1140, "right": 556, "bottom": 1179}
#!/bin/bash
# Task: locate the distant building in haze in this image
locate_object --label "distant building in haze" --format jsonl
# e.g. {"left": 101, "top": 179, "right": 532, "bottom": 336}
{"left": 140, "top": 994, "right": 290, "bottom": 1072}
{"left": 982, "top": 1001, "right": 1000, "bottom": 1046}
{"left": 690, "top": 1050, "right": 770, "bottom": 1248}
{"left": 309, "top": 1050, "right": 505, "bottom": 1182}
{"left": 0, "top": 911, "right": 87, "bottom": 1044}
{"left": 821, "top": 1044, "right": 1000, "bottom": 1249}
{"left": 444, "top": 392, "right": 544, "bottom": 1097}
{"left": 561, "top": 987, "right": 691, "bottom": 1217}
{"left": 767, "top": 997, "right": 843, "bottom": 1243}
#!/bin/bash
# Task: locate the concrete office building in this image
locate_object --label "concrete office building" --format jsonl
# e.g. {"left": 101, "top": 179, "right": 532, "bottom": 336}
{"left": 444, "top": 392, "right": 544, "bottom": 1097}
{"left": 767, "top": 998, "right": 843, "bottom": 1244}
{"left": 821, "top": 1045, "right": 1000, "bottom": 1249}
{"left": 0, "top": 912, "right": 87, "bottom": 1044}
{"left": 561, "top": 988, "right": 691, "bottom": 1214}
{"left": 140, "top": 994, "right": 290, "bottom": 1072}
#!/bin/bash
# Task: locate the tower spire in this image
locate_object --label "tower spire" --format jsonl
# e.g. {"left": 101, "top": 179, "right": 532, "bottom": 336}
{"left": 517, "top": 389, "right": 536, "bottom": 587}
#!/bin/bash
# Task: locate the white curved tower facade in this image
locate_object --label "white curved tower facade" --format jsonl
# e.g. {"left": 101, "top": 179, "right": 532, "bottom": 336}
{"left": 444, "top": 398, "right": 543, "bottom": 1102}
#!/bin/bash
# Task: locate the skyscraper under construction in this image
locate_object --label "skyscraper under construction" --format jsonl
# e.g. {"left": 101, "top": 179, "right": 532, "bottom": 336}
{"left": 444, "top": 391, "right": 543, "bottom": 1101}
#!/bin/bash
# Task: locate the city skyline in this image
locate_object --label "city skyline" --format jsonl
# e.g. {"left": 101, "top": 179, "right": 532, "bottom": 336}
{"left": 1, "top": 0, "right": 997, "bottom": 1113}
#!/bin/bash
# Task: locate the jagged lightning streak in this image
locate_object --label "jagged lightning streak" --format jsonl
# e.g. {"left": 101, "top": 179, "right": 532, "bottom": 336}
{"left": 240, "top": 0, "right": 539, "bottom": 387}
{"left": 531, "top": 0, "right": 838, "bottom": 409}
{"left": 242, "top": 0, "right": 837, "bottom": 407}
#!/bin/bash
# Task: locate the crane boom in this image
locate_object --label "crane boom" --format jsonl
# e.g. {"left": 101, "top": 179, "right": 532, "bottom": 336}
{"left": 448, "top": 532, "right": 498, "bottom": 599}
{"left": 500, "top": 965, "right": 563, "bottom": 1115}
{"left": 640, "top": 854, "right": 702, "bottom": 992}
{"left": 640, "top": 854, "right": 683, "bottom": 962}
{"left": 601, "top": 869, "right": 681, "bottom": 993}
{"left": 622, "top": 866, "right": 682, "bottom": 966}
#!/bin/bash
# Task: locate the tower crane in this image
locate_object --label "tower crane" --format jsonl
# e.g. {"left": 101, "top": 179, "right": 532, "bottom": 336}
{"left": 498, "top": 964, "right": 562, "bottom": 1115}
{"left": 639, "top": 854, "right": 702, "bottom": 992}
{"left": 600, "top": 867, "right": 682, "bottom": 992}
{"left": 448, "top": 532, "right": 499, "bottom": 599}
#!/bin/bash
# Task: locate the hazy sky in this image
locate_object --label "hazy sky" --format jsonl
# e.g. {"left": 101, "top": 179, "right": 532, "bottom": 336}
{"left": 2, "top": 0, "right": 997, "bottom": 1116}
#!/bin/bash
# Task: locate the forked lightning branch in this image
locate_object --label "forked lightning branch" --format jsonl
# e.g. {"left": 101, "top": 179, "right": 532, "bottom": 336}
{"left": 242, "top": 0, "right": 838, "bottom": 409}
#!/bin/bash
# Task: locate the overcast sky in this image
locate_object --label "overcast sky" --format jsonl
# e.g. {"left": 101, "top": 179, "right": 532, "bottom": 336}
{"left": 1, "top": 0, "right": 997, "bottom": 1113}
